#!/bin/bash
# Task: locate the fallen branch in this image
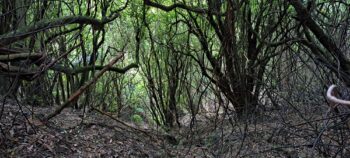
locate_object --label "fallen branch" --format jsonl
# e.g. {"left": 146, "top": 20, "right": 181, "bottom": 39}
{"left": 90, "top": 107, "right": 152, "bottom": 137}
{"left": 91, "top": 107, "right": 174, "bottom": 143}
{"left": 44, "top": 53, "right": 124, "bottom": 121}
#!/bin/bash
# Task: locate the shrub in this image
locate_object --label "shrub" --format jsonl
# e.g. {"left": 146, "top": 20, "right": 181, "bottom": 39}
{"left": 131, "top": 114, "right": 143, "bottom": 124}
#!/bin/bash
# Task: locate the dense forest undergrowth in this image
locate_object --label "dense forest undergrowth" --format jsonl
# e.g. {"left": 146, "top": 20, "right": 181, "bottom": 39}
{"left": 1, "top": 0, "right": 350, "bottom": 157}
{"left": 0, "top": 96, "right": 337, "bottom": 157}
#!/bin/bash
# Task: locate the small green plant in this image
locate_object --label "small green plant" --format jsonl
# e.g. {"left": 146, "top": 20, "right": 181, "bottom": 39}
{"left": 108, "top": 105, "right": 117, "bottom": 112}
{"left": 131, "top": 114, "right": 143, "bottom": 124}
{"left": 135, "top": 107, "right": 144, "bottom": 113}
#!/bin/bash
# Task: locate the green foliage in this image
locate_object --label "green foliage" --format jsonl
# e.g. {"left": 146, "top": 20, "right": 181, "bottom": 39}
{"left": 131, "top": 114, "right": 143, "bottom": 124}
{"left": 135, "top": 107, "right": 145, "bottom": 114}
{"left": 108, "top": 105, "right": 118, "bottom": 113}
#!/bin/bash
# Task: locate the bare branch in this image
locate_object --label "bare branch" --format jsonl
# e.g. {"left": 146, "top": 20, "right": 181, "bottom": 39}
{"left": 0, "top": 14, "right": 119, "bottom": 46}
{"left": 287, "top": 0, "right": 350, "bottom": 71}
{"left": 326, "top": 84, "right": 350, "bottom": 106}
{"left": 0, "top": 53, "right": 43, "bottom": 61}
{"left": 0, "top": 62, "right": 36, "bottom": 75}
{"left": 50, "top": 63, "right": 138, "bottom": 75}
{"left": 44, "top": 53, "right": 124, "bottom": 121}
{"left": 144, "top": 0, "right": 217, "bottom": 15}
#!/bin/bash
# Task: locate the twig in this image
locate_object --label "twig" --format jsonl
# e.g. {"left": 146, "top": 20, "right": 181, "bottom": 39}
{"left": 91, "top": 107, "right": 153, "bottom": 137}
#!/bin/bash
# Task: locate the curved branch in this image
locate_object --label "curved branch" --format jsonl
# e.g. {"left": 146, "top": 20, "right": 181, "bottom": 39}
{"left": 144, "top": 0, "right": 215, "bottom": 14}
{"left": 327, "top": 84, "right": 350, "bottom": 106}
{"left": 0, "top": 13, "right": 119, "bottom": 46}
{"left": 50, "top": 63, "right": 138, "bottom": 75}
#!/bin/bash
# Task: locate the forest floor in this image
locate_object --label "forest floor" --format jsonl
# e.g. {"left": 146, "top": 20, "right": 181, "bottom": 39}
{"left": 0, "top": 99, "right": 332, "bottom": 157}
{"left": 0, "top": 100, "right": 181, "bottom": 157}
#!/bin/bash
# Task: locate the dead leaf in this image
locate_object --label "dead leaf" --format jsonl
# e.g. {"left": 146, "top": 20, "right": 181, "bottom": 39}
{"left": 28, "top": 117, "right": 44, "bottom": 126}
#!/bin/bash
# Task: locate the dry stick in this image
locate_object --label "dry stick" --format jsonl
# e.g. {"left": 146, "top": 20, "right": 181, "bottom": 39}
{"left": 91, "top": 106, "right": 153, "bottom": 137}
{"left": 91, "top": 107, "right": 174, "bottom": 145}
{"left": 44, "top": 53, "right": 124, "bottom": 121}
